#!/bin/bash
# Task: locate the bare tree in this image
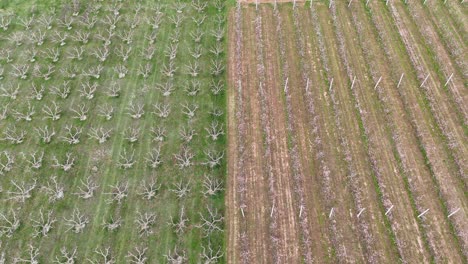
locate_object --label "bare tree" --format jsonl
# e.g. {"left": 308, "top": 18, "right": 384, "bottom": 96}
{"left": 21, "top": 151, "right": 44, "bottom": 170}
{"left": 70, "top": 103, "right": 89, "bottom": 121}
{"left": 209, "top": 107, "right": 223, "bottom": 117}
{"left": 118, "top": 148, "right": 135, "bottom": 169}
{"left": 179, "top": 126, "right": 196, "bottom": 143}
{"left": 52, "top": 31, "right": 68, "bottom": 46}
{"left": 0, "top": 84, "right": 19, "bottom": 100}
{"left": 1, "top": 126, "right": 26, "bottom": 144}
{"left": 42, "top": 101, "right": 62, "bottom": 121}
{"left": 115, "top": 45, "right": 132, "bottom": 62}
{"left": 211, "top": 59, "right": 224, "bottom": 76}
{"left": 138, "top": 178, "right": 161, "bottom": 200}
{"left": 38, "top": 15, "right": 53, "bottom": 30}
{"left": 156, "top": 81, "right": 175, "bottom": 97}
{"left": 42, "top": 176, "right": 65, "bottom": 202}
{"left": 180, "top": 102, "right": 198, "bottom": 119}
{"left": 145, "top": 147, "right": 162, "bottom": 169}
{"left": 150, "top": 126, "right": 166, "bottom": 142}
{"left": 50, "top": 81, "right": 71, "bottom": 99}
{"left": 135, "top": 212, "right": 156, "bottom": 237}
{"left": 30, "top": 29, "right": 46, "bottom": 46}
{"left": 103, "top": 216, "right": 122, "bottom": 232}
{"left": 7, "top": 32, "right": 24, "bottom": 46}
{"left": 205, "top": 120, "right": 224, "bottom": 141}
{"left": 145, "top": 31, "right": 158, "bottom": 45}
{"left": 58, "top": 16, "right": 74, "bottom": 30}
{"left": 79, "top": 81, "right": 98, "bottom": 99}
{"left": 0, "top": 151, "right": 15, "bottom": 175}
{"left": 105, "top": 181, "right": 128, "bottom": 204}
{"left": 126, "top": 247, "right": 147, "bottom": 264}
{"left": 61, "top": 125, "right": 82, "bottom": 145}
{"left": 192, "top": 0, "right": 208, "bottom": 13}
{"left": 169, "top": 206, "right": 188, "bottom": 234}
{"left": 127, "top": 102, "right": 145, "bottom": 119}
{"left": 6, "top": 179, "right": 36, "bottom": 203}
{"left": 118, "top": 29, "right": 134, "bottom": 44}
{"left": 97, "top": 104, "right": 114, "bottom": 120}
{"left": 0, "top": 210, "right": 20, "bottom": 237}
{"left": 73, "top": 176, "right": 99, "bottom": 199}
{"left": 146, "top": 12, "right": 163, "bottom": 29}
{"left": 43, "top": 47, "right": 60, "bottom": 63}
{"left": 165, "top": 44, "right": 179, "bottom": 60}
{"left": 190, "top": 29, "right": 204, "bottom": 44}
{"left": 79, "top": 14, "right": 98, "bottom": 30}
{"left": 161, "top": 61, "right": 177, "bottom": 77}
{"left": 17, "top": 15, "right": 34, "bottom": 30}
{"left": 141, "top": 45, "right": 155, "bottom": 60}
{"left": 91, "top": 46, "right": 110, "bottom": 62}
{"left": 105, "top": 82, "right": 121, "bottom": 98}
{"left": 88, "top": 247, "right": 115, "bottom": 264}
{"left": 164, "top": 247, "right": 187, "bottom": 264}
{"left": 30, "top": 84, "right": 45, "bottom": 101}
{"left": 197, "top": 206, "right": 223, "bottom": 237}
{"left": 0, "top": 15, "right": 12, "bottom": 31}
{"left": 174, "top": 147, "right": 194, "bottom": 169}
{"left": 202, "top": 150, "right": 224, "bottom": 168}
{"left": 35, "top": 126, "right": 55, "bottom": 144}
{"left": 11, "top": 102, "right": 35, "bottom": 122}
{"left": 64, "top": 208, "right": 89, "bottom": 233}
{"left": 54, "top": 247, "right": 77, "bottom": 264}
{"left": 11, "top": 64, "right": 29, "bottom": 79}
{"left": 25, "top": 47, "right": 38, "bottom": 62}
{"left": 72, "top": 30, "right": 90, "bottom": 44}
{"left": 202, "top": 175, "right": 223, "bottom": 197}
{"left": 189, "top": 44, "right": 203, "bottom": 59}
{"left": 184, "top": 80, "right": 200, "bottom": 96}
{"left": 88, "top": 127, "right": 112, "bottom": 144}
{"left": 123, "top": 126, "right": 140, "bottom": 143}
{"left": 51, "top": 152, "right": 75, "bottom": 172}
{"left": 0, "top": 103, "right": 7, "bottom": 120}
{"left": 200, "top": 243, "right": 224, "bottom": 264}
{"left": 193, "top": 15, "right": 206, "bottom": 27}
{"left": 67, "top": 47, "right": 84, "bottom": 61}
{"left": 13, "top": 244, "right": 39, "bottom": 264}
{"left": 209, "top": 42, "right": 223, "bottom": 57}
{"left": 31, "top": 209, "right": 57, "bottom": 237}
{"left": 113, "top": 64, "right": 128, "bottom": 79}
{"left": 170, "top": 180, "right": 191, "bottom": 199}
{"left": 186, "top": 61, "right": 200, "bottom": 77}
{"left": 137, "top": 63, "right": 152, "bottom": 79}
{"left": 152, "top": 102, "right": 171, "bottom": 118}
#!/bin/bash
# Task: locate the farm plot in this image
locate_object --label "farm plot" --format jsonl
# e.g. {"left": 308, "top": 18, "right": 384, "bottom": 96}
{"left": 227, "top": 1, "right": 467, "bottom": 263}
{"left": 0, "top": 0, "right": 227, "bottom": 263}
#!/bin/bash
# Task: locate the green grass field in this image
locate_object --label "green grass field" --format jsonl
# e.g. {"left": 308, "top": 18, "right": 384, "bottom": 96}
{"left": 0, "top": 0, "right": 227, "bottom": 262}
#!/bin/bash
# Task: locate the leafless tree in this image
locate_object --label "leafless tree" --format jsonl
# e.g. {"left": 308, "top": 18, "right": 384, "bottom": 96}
{"left": 88, "top": 127, "right": 112, "bottom": 144}
{"left": 211, "top": 59, "right": 224, "bottom": 76}
{"left": 203, "top": 150, "right": 224, "bottom": 168}
{"left": 179, "top": 126, "right": 196, "bottom": 143}
{"left": 165, "top": 43, "right": 179, "bottom": 61}
{"left": 7, "top": 32, "right": 24, "bottom": 46}
{"left": 38, "top": 15, "right": 53, "bottom": 30}
{"left": 30, "top": 84, "right": 45, "bottom": 100}
{"left": 105, "top": 181, "right": 128, "bottom": 204}
{"left": 58, "top": 16, "right": 74, "bottom": 30}
{"left": 1, "top": 126, "right": 26, "bottom": 144}
{"left": 88, "top": 247, "right": 115, "bottom": 264}
{"left": 72, "top": 30, "right": 90, "bottom": 44}
{"left": 43, "top": 47, "right": 60, "bottom": 63}
{"left": 209, "top": 107, "right": 223, "bottom": 117}
{"left": 181, "top": 102, "right": 198, "bottom": 119}
{"left": 140, "top": 45, "right": 155, "bottom": 60}
{"left": 79, "top": 81, "right": 98, "bottom": 99}
{"left": 193, "top": 15, "right": 206, "bottom": 27}
{"left": 0, "top": 104, "right": 7, "bottom": 120}
{"left": 79, "top": 14, "right": 98, "bottom": 30}
{"left": 190, "top": 29, "right": 204, "bottom": 44}
{"left": 50, "top": 81, "right": 71, "bottom": 99}
{"left": 192, "top": 0, "right": 208, "bottom": 13}
{"left": 156, "top": 81, "right": 175, "bottom": 97}
{"left": 105, "top": 82, "right": 121, "bottom": 98}
{"left": 73, "top": 176, "right": 99, "bottom": 199}
{"left": 64, "top": 208, "right": 89, "bottom": 233}
{"left": 103, "top": 216, "right": 122, "bottom": 232}
{"left": 67, "top": 47, "right": 84, "bottom": 61}
{"left": 189, "top": 44, "right": 203, "bottom": 59}
{"left": 200, "top": 243, "right": 224, "bottom": 264}
{"left": 61, "top": 125, "right": 82, "bottom": 145}
{"left": 150, "top": 126, "right": 166, "bottom": 142}
{"left": 152, "top": 102, "right": 171, "bottom": 118}
{"left": 31, "top": 209, "right": 57, "bottom": 237}
{"left": 0, "top": 151, "right": 15, "bottom": 175}
{"left": 202, "top": 175, "right": 223, "bottom": 197}
{"left": 138, "top": 178, "right": 161, "bottom": 200}
{"left": 197, "top": 206, "right": 223, "bottom": 237}
{"left": 51, "top": 152, "right": 75, "bottom": 172}
{"left": 54, "top": 247, "right": 77, "bottom": 264}
{"left": 164, "top": 247, "right": 187, "bottom": 264}
{"left": 52, "top": 31, "right": 68, "bottom": 46}
{"left": 0, "top": 210, "right": 20, "bottom": 237}
{"left": 123, "top": 126, "right": 140, "bottom": 143}
{"left": 42, "top": 101, "right": 62, "bottom": 121}
{"left": 184, "top": 80, "right": 200, "bottom": 96}
{"left": 91, "top": 46, "right": 110, "bottom": 62}
{"left": 135, "top": 212, "right": 156, "bottom": 237}
{"left": 25, "top": 47, "right": 38, "bottom": 62}
{"left": 0, "top": 84, "right": 19, "bottom": 100}
{"left": 11, "top": 102, "right": 35, "bottom": 122}
{"left": 115, "top": 45, "right": 132, "bottom": 62}
{"left": 13, "top": 244, "right": 39, "bottom": 264}
{"left": 169, "top": 206, "right": 188, "bottom": 235}
{"left": 210, "top": 80, "right": 224, "bottom": 95}
{"left": 11, "top": 64, "right": 29, "bottom": 79}
{"left": 17, "top": 15, "right": 34, "bottom": 30}
{"left": 137, "top": 63, "right": 152, "bottom": 79}
{"left": 42, "top": 176, "right": 65, "bottom": 202}
{"left": 146, "top": 12, "right": 163, "bottom": 29}
{"left": 102, "top": 14, "right": 120, "bottom": 30}
{"left": 6, "top": 179, "right": 36, "bottom": 203}
{"left": 0, "top": 15, "right": 12, "bottom": 31}
{"left": 113, "top": 64, "right": 128, "bottom": 79}
{"left": 209, "top": 42, "right": 223, "bottom": 57}
{"left": 118, "top": 148, "right": 135, "bottom": 169}
{"left": 118, "top": 29, "right": 134, "bottom": 45}
{"left": 70, "top": 103, "right": 89, "bottom": 121}
{"left": 126, "top": 247, "right": 147, "bottom": 264}
{"left": 127, "top": 102, "right": 145, "bottom": 119}
{"left": 21, "top": 151, "right": 44, "bottom": 170}
{"left": 35, "top": 125, "right": 55, "bottom": 144}
{"left": 145, "top": 31, "right": 158, "bottom": 45}
{"left": 30, "top": 29, "right": 46, "bottom": 46}
{"left": 170, "top": 180, "right": 191, "bottom": 199}
{"left": 95, "top": 28, "right": 115, "bottom": 46}
{"left": 145, "top": 147, "right": 162, "bottom": 169}
{"left": 97, "top": 104, "right": 114, "bottom": 120}
{"left": 82, "top": 65, "right": 104, "bottom": 79}
{"left": 205, "top": 120, "right": 224, "bottom": 141}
